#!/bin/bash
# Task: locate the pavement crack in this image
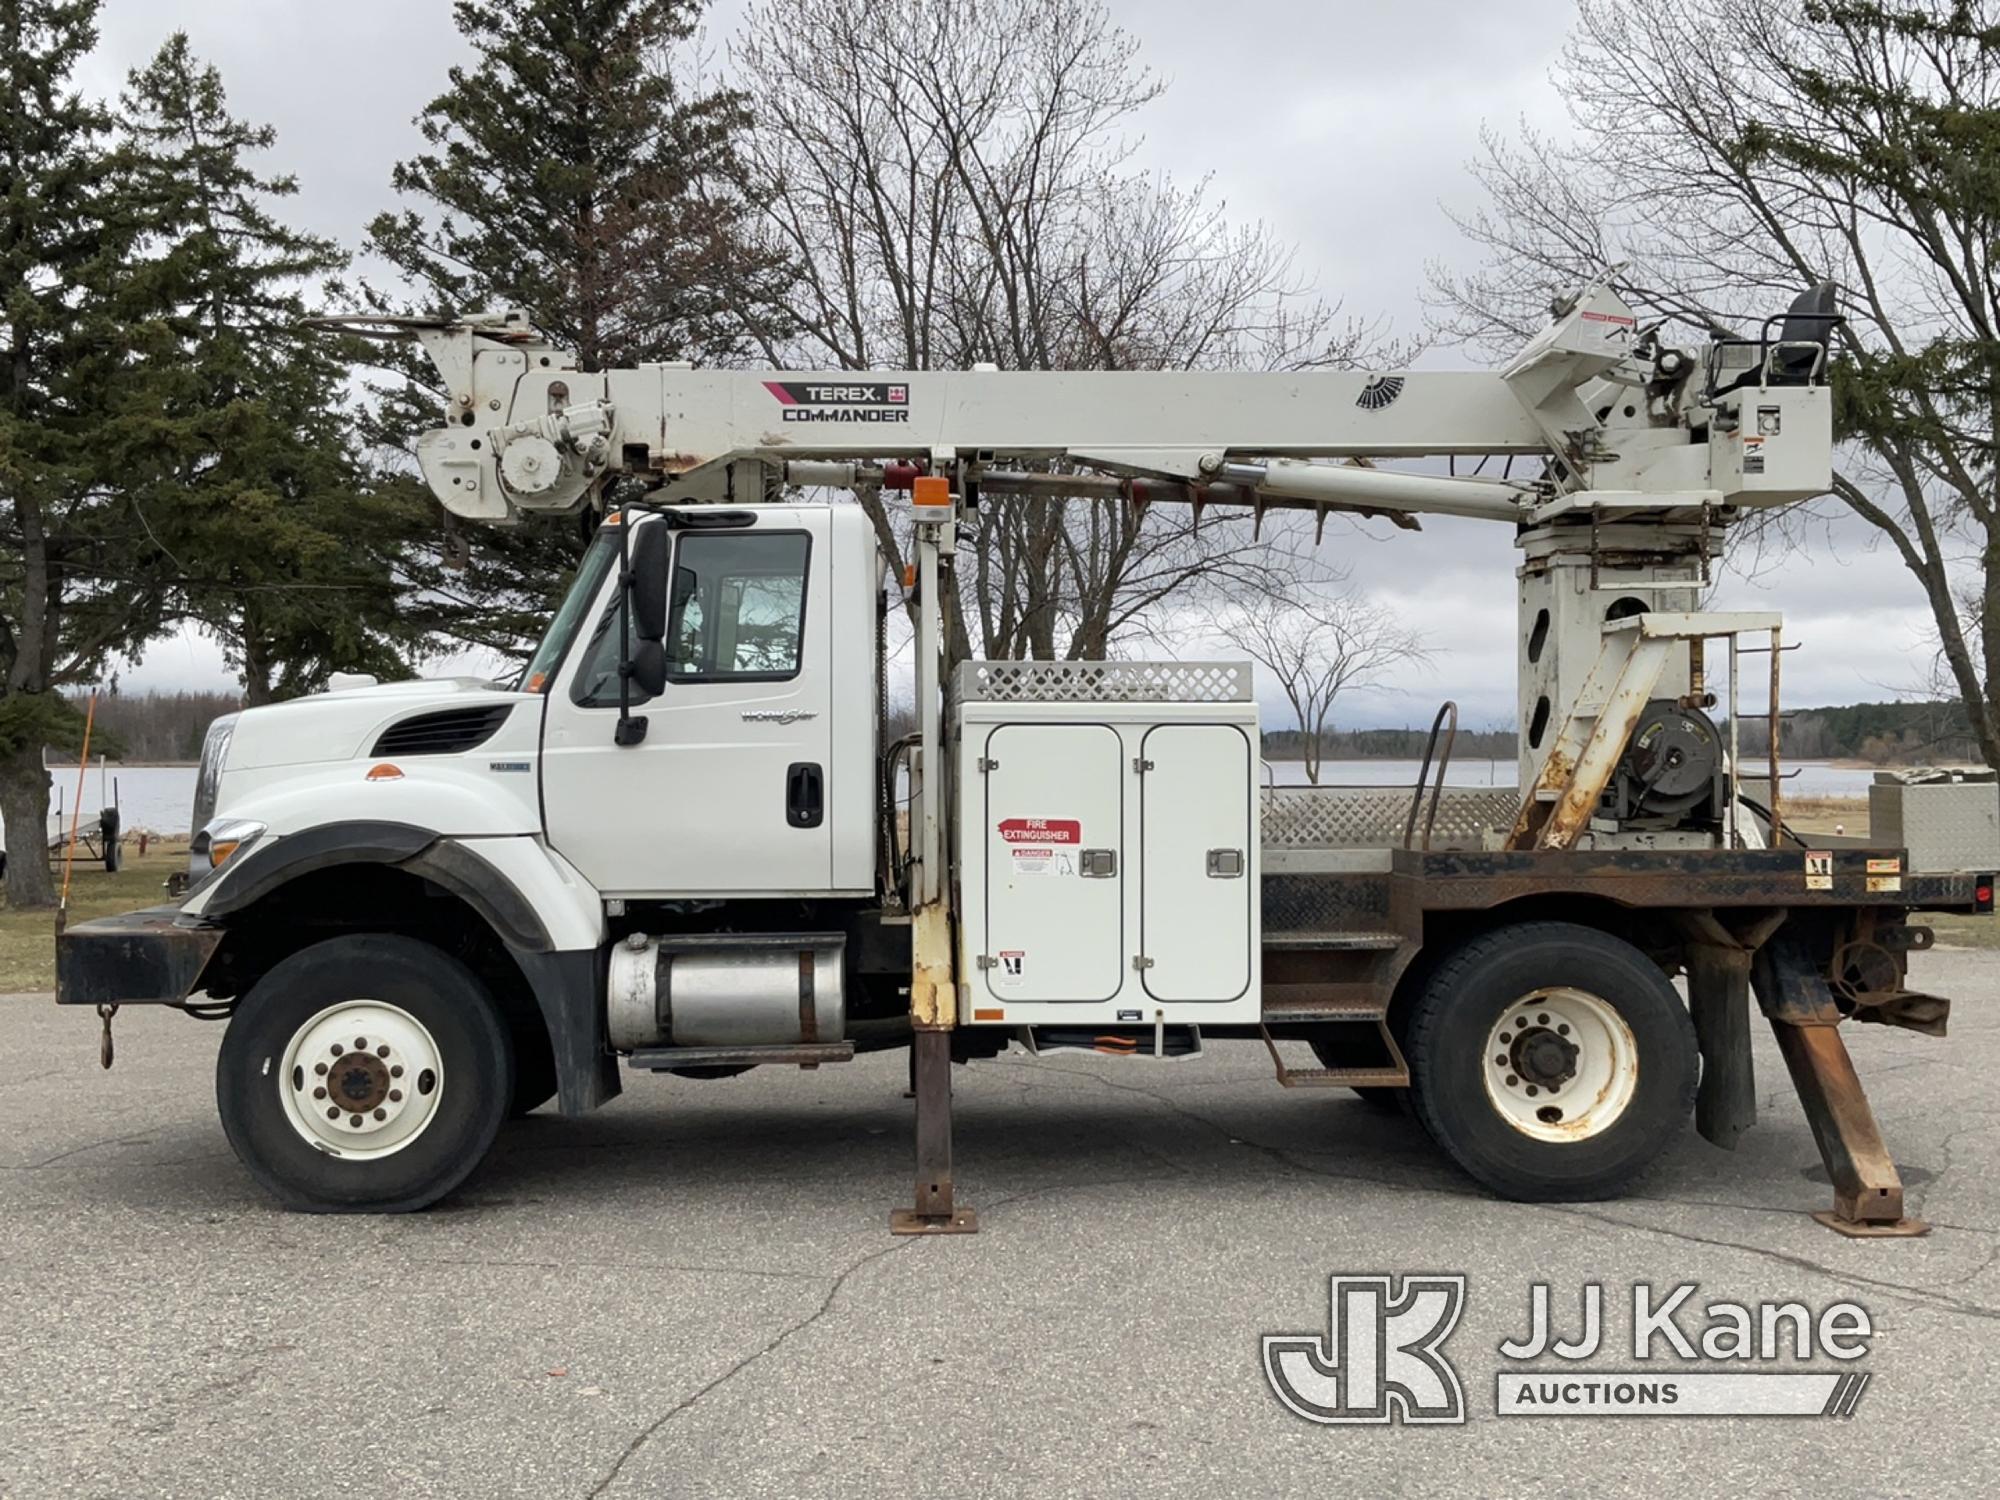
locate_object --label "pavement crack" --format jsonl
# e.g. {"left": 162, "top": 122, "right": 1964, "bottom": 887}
{"left": 11, "top": 1131, "right": 153, "bottom": 1171}
{"left": 394, "top": 1254, "right": 835, "bottom": 1285}
{"left": 585, "top": 1238, "right": 915, "bottom": 1497}
{"left": 989, "top": 1057, "right": 1467, "bottom": 1201}
{"left": 1546, "top": 1204, "right": 2000, "bottom": 1323}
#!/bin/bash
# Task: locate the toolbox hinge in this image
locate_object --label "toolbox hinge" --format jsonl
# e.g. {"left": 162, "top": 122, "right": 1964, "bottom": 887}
{"left": 978, "top": 757, "right": 999, "bottom": 773}
{"left": 1132, "top": 757, "right": 1153, "bottom": 773}
{"left": 1132, "top": 955, "right": 1154, "bottom": 970}
{"left": 976, "top": 954, "right": 997, "bottom": 970}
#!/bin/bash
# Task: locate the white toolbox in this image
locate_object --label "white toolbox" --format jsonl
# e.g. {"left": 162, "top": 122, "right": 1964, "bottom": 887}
{"left": 953, "top": 662, "right": 1261, "bottom": 1027}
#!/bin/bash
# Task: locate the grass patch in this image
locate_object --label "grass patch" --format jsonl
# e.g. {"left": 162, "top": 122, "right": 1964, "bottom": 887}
{"left": 1775, "top": 795, "right": 1869, "bottom": 838}
{"left": 0, "top": 846, "right": 187, "bottom": 994}
{"left": 1927, "top": 912, "right": 2000, "bottom": 949}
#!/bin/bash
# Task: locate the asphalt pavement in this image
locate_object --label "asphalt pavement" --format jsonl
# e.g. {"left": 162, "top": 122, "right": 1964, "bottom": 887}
{"left": 4, "top": 948, "right": 1998, "bottom": 1498}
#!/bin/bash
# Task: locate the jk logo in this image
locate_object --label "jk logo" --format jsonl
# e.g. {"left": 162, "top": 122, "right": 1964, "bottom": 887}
{"left": 1263, "top": 1275, "right": 1467, "bottom": 1425}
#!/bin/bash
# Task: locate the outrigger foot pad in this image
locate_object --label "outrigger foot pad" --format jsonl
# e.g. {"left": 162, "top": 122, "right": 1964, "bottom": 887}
{"left": 1810, "top": 1211, "right": 1930, "bottom": 1239}
{"left": 889, "top": 1207, "right": 981, "bottom": 1235}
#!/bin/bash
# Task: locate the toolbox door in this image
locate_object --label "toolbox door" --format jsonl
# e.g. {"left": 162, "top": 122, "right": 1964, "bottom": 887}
{"left": 1140, "top": 724, "right": 1253, "bottom": 1002}
{"left": 980, "top": 723, "right": 1124, "bottom": 1003}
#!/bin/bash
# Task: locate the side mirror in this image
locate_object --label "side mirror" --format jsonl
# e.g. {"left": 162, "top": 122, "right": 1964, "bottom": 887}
{"left": 629, "top": 639, "right": 667, "bottom": 698}
{"left": 628, "top": 522, "right": 670, "bottom": 642}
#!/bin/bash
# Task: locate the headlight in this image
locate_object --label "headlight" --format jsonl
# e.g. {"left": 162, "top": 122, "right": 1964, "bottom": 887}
{"left": 187, "top": 714, "right": 240, "bottom": 885}
{"left": 191, "top": 817, "right": 265, "bottom": 872}
{"left": 189, "top": 712, "right": 239, "bottom": 837}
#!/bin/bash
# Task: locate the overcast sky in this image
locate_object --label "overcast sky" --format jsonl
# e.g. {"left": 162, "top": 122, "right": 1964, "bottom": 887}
{"left": 86, "top": 0, "right": 1940, "bottom": 730}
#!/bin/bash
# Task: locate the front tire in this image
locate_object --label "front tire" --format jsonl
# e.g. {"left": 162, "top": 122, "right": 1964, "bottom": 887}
{"left": 1407, "top": 922, "right": 1696, "bottom": 1202}
{"left": 217, "top": 934, "right": 514, "bottom": 1213}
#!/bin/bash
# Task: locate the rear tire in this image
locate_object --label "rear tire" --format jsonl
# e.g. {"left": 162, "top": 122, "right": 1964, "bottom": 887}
{"left": 217, "top": 934, "right": 513, "bottom": 1213}
{"left": 1407, "top": 922, "right": 1695, "bottom": 1202}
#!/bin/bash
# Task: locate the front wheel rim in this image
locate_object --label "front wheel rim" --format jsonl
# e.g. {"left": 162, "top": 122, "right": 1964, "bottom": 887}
{"left": 277, "top": 1000, "right": 444, "bottom": 1159}
{"left": 1481, "top": 986, "right": 1638, "bottom": 1143}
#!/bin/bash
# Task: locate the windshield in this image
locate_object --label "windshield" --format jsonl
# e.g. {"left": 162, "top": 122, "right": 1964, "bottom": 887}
{"left": 517, "top": 526, "right": 622, "bottom": 693}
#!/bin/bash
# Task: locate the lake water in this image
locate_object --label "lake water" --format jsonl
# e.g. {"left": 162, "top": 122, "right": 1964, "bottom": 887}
{"left": 36, "top": 764, "right": 202, "bottom": 841}
{"left": 9, "top": 754, "right": 1888, "bottom": 849}
{"left": 1264, "top": 758, "right": 1882, "bottom": 799}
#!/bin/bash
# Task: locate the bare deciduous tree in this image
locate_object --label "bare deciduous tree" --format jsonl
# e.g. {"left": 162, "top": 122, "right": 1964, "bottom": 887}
{"left": 1217, "top": 588, "right": 1428, "bottom": 784}
{"left": 732, "top": 0, "right": 1408, "bottom": 661}
{"left": 1428, "top": 0, "right": 2000, "bottom": 767}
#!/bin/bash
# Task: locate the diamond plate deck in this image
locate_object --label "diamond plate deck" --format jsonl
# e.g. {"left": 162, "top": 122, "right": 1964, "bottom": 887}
{"left": 954, "top": 660, "right": 1252, "bottom": 703}
{"left": 1260, "top": 785, "right": 1517, "bottom": 851}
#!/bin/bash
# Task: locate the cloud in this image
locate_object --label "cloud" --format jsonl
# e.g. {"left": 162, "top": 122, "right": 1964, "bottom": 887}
{"left": 93, "top": 0, "right": 1947, "bottom": 726}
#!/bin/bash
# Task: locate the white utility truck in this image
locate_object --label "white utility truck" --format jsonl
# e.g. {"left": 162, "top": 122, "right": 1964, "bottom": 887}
{"left": 57, "top": 282, "right": 1991, "bottom": 1236}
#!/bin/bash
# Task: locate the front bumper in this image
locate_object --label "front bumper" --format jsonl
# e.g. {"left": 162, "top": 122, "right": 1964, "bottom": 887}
{"left": 56, "top": 906, "right": 223, "bottom": 1007}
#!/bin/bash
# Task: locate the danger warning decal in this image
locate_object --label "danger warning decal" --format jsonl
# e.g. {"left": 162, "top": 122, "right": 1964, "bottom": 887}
{"left": 998, "top": 817, "right": 1080, "bottom": 845}
{"left": 999, "top": 816, "right": 1080, "bottom": 879}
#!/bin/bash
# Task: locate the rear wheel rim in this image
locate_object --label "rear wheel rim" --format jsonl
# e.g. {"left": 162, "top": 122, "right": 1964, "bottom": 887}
{"left": 277, "top": 1000, "right": 444, "bottom": 1159}
{"left": 1481, "top": 986, "right": 1637, "bottom": 1143}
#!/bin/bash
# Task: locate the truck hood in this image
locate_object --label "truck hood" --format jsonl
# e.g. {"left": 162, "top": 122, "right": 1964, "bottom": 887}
{"left": 222, "top": 677, "right": 536, "bottom": 773}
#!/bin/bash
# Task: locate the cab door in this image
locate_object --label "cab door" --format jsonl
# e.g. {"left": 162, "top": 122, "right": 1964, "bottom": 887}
{"left": 541, "top": 510, "right": 834, "bottom": 896}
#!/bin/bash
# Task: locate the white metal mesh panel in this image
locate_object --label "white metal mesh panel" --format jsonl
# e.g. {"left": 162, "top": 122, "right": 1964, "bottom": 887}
{"left": 1260, "top": 786, "right": 1519, "bottom": 850}
{"left": 954, "top": 660, "right": 1252, "bottom": 703}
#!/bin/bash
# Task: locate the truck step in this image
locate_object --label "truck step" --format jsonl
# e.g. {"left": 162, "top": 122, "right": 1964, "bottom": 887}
{"left": 1258, "top": 1022, "right": 1409, "bottom": 1090}
{"left": 1261, "top": 931, "right": 1404, "bottom": 952}
{"left": 1270, "top": 1065, "right": 1409, "bottom": 1090}
{"left": 626, "top": 1040, "right": 855, "bottom": 1071}
{"left": 1258, "top": 986, "right": 1390, "bottom": 1021}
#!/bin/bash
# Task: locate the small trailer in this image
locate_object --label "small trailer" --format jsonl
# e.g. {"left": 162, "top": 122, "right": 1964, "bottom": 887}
{"left": 55, "top": 281, "right": 1992, "bottom": 1234}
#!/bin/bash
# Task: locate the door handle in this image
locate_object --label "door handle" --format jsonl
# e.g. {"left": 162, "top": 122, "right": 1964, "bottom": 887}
{"left": 786, "top": 762, "right": 824, "bottom": 828}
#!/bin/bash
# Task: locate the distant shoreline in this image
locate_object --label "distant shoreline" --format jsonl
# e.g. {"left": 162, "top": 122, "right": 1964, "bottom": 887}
{"left": 43, "top": 760, "right": 199, "bottom": 769}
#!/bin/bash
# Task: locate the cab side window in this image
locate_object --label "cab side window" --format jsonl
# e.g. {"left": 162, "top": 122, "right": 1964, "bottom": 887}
{"left": 570, "top": 529, "right": 810, "bottom": 707}
{"left": 665, "top": 532, "right": 810, "bottom": 681}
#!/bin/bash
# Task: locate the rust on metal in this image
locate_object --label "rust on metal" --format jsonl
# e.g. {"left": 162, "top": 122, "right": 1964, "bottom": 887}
{"left": 56, "top": 906, "right": 223, "bottom": 1008}
{"left": 1767, "top": 624, "right": 1783, "bottom": 834}
{"left": 1770, "top": 1019, "right": 1927, "bottom": 1236}
{"left": 907, "top": 904, "right": 955, "bottom": 1028}
{"left": 1535, "top": 648, "right": 1663, "bottom": 850}
{"left": 891, "top": 1029, "right": 978, "bottom": 1235}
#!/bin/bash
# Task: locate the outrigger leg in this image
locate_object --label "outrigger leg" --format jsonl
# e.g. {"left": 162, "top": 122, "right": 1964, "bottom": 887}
{"left": 893, "top": 1028, "right": 976, "bottom": 1234}
{"left": 891, "top": 906, "right": 977, "bottom": 1235}
{"left": 890, "top": 485, "right": 977, "bottom": 1236}
{"left": 1756, "top": 931, "right": 1928, "bottom": 1238}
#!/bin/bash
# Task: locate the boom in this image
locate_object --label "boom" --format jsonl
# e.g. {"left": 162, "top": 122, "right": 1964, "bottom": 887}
{"left": 324, "top": 280, "right": 1835, "bottom": 533}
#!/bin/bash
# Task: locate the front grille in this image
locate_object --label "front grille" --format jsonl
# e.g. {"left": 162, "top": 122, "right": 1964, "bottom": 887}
{"left": 370, "top": 704, "right": 514, "bottom": 757}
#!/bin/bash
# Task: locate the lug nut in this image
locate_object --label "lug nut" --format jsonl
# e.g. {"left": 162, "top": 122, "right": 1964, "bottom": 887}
{"left": 388, "top": 1089, "right": 402, "bottom": 1103}
{"left": 373, "top": 1109, "right": 386, "bottom": 1121}
{"left": 1505, "top": 1074, "right": 1519, "bottom": 1088}
{"left": 331, "top": 1044, "right": 343, "bottom": 1056}
{"left": 354, "top": 1037, "right": 368, "bottom": 1050}
{"left": 391, "top": 1065, "right": 404, "bottom": 1078}
{"left": 313, "top": 1087, "right": 327, "bottom": 1100}
{"left": 314, "top": 1062, "right": 328, "bottom": 1076}
{"left": 349, "top": 1114, "right": 363, "bottom": 1127}
{"left": 326, "top": 1106, "right": 340, "bottom": 1120}
{"left": 377, "top": 1044, "right": 391, "bottom": 1057}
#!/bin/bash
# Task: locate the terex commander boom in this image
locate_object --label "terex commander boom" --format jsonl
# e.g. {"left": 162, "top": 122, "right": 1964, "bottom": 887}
{"left": 56, "top": 282, "right": 1992, "bottom": 1236}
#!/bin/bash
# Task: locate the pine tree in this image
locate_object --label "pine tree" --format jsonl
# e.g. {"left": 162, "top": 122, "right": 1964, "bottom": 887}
{"left": 121, "top": 34, "right": 431, "bottom": 706}
{"left": 0, "top": 0, "right": 177, "bottom": 907}
{"left": 361, "top": 0, "right": 791, "bottom": 657}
